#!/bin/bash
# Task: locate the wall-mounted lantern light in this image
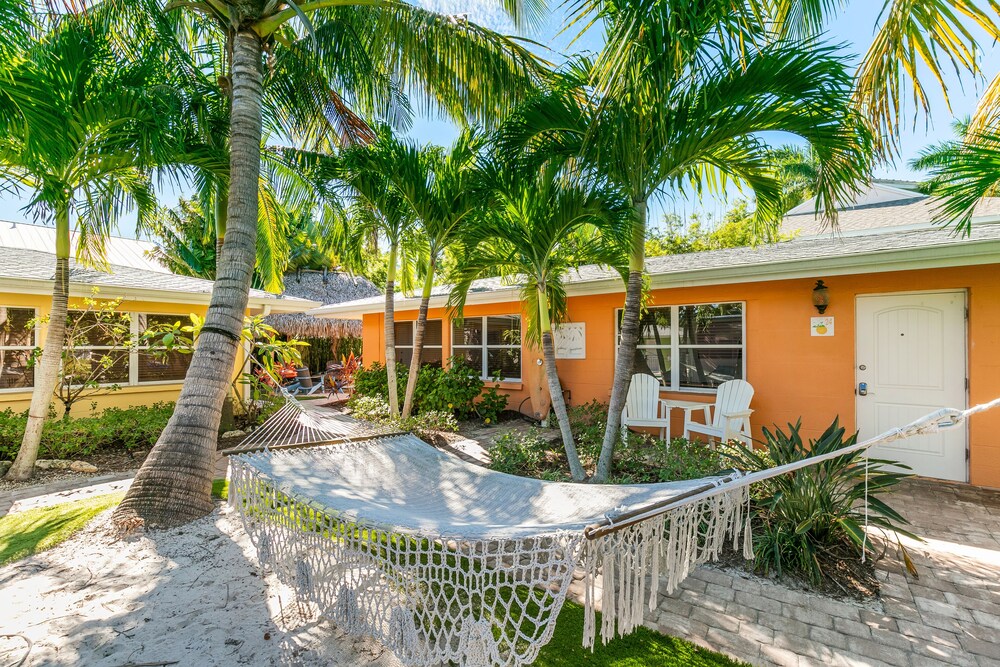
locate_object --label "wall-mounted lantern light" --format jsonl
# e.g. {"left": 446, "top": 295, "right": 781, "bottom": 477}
{"left": 812, "top": 280, "right": 830, "bottom": 314}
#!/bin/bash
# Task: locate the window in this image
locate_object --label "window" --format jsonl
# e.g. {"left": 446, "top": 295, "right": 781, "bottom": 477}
{"left": 137, "top": 314, "right": 194, "bottom": 383}
{"left": 394, "top": 320, "right": 443, "bottom": 367}
{"left": 618, "top": 302, "right": 744, "bottom": 391}
{"left": 65, "top": 310, "right": 132, "bottom": 386}
{"left": 0, "top": 307, "right": 35, "bottom": 390}
{"left": 452, "top": 315, "right": 522, "bottom": 381}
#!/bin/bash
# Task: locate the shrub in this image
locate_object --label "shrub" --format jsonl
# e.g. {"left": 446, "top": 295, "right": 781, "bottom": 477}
{"left": 349, "top": 395, "right": 391, "bottom": 422}
{"left": 353, "top": 357, "right": 486, "bottom": 419}
{"left": 0, "top": 403, "right": 174, "bottom": 461}
{"left": 416, "top": 358, "right": 484, "bottom": 418}
{"left": 475, "top": 377, "right": 508, "bottom": 425}
{"left": 724, "top": 418, "right": 916, "bottom": 586}
{"left": 490, "top": 429, "right": 549, "bottom": 477}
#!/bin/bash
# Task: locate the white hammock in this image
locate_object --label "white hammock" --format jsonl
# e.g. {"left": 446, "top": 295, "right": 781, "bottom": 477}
{"left": 228, "top": 397, "right": 1000, "bottom": 667}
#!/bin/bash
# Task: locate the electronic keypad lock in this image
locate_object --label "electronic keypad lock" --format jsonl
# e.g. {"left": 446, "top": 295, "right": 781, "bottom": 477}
{"left": 858, "top": 382, "right": 868, "bottom": 396}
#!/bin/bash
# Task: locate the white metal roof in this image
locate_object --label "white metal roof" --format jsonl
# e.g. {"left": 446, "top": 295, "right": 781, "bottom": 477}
{"left": 0, "top": 220, "right": 169, "bottom": 273}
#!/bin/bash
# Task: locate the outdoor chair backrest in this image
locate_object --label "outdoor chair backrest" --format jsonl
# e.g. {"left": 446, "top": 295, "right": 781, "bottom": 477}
{"left": 711, "top": 380, "right": 754, "bottom": 427}
{"left": 625, "top": 373, "right": 662, "bottom": 419}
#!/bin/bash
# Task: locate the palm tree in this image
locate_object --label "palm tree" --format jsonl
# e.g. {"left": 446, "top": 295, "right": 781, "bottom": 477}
{"left": 506, "top": 2, "right": 872, "bottom": 481}
{"left": 768, "top": 0, "right": 1000, "bottom": 157}
{"left": 0, "top": 15, "right": 176, "bottom": 481}
{"left": 910, "top": 120, "right": 1000, "bottom": 231}
{"left": 450, "top": 157, "right": 629, "bottom": 480}
{"left": 331, "top": 129, "right": 421, "bottom": 417}
{"left": 381, "top": 131, "right": 489, "bottom": 418}
{"left": 112, "top": 0, "right": 549, "bottom": 527}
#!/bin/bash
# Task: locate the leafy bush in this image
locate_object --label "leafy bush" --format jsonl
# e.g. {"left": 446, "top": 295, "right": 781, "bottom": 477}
{"left": 347, "top": 394, "right": 457, "bottom": 438}
{"left": 349, "top": 395, "right": 391, "bottom": 422}
{"left": 415, "top": 358, "right": 484, "bottom": 418}
{"left": 475, "top": 378, "right": 508, "bottom": 425}
{"left": 0, "top": 403, "right": 174, "bottom": 461}
{"left": 490, "top": 429, "right": 548, "bottom": 476}
{"left": 353, "top": 357, "right": 486, "bottom": 419}
{"left": 724, "top": 418, "right": 916, "bottom": 586}
{"left": 353, "top": 361, "right": 407, "bottom": 405}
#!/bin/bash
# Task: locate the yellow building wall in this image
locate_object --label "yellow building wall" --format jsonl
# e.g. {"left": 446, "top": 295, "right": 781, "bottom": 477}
{"left": 0, "top": 293, "right": 248, "bottom": 414}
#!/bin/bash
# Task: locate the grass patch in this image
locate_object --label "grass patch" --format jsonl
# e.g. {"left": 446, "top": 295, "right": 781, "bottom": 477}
{"left": 212, "top": 477, "right": 228, "bottom": 500}
{"left": 537, "top": 601, "right": 746, "bottom": 666}
{"left": 0, "top": 492, "right": 123, "bottom": 565}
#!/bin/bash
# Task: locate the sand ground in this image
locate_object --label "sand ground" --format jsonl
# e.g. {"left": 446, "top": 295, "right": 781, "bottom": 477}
{"left": 0, "top": 503, "right": 404, "bottom": 666}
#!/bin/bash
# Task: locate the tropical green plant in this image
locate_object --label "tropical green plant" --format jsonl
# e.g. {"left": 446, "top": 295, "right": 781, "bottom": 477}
{"left": 50, "top": 294, "right": 133, "bottom": 417}
{"left": 449, "top": 156, "right": 630, "bottom": 480}
{"left": 910, "top": 120, "right": 1000, "bottom": 232}
{"left": 506, "top": 2, "right": 872, "bottom": 481}
{"left": 330, "top": 127, "right": 424, "bottom": 416}
{"left": 724, "top": 418, "right": 917, "bottom": 586}
{"left": 768, "top": 0, "right": 1000, "bottom": 157}
{"left": 0, "top": 403, "right": 174, "bottom": 462}
{"left": 113, "top": 0, "right": 550, "bottom": 528}
{"left": 0, "top": 14, "right": 178, "bottom": 480}
{"left": 381, "top": 130, "right": 491, "bottom": 419}
{"left": 645, "top": 201, "right": 797, "bottom": 258}
{"left": 475, "top": 378, "right": 509, "bottom": 425}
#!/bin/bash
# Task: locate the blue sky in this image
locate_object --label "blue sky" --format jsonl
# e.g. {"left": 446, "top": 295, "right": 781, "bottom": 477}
{"left": 2, "top": 2, "right": 998, "bottom": 236}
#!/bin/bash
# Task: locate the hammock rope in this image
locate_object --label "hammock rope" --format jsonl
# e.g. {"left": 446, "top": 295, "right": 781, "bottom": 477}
{"left": 227, "top": 395, "right": 1000, "bottom": 667}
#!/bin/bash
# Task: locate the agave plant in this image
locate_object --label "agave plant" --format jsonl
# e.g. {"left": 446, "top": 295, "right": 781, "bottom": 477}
{"left": 725, "top": 418, "right": 919, "bottom": 587}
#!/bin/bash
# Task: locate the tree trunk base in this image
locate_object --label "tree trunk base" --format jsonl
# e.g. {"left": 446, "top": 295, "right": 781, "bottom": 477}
{"left": 112, "top": 481, "right": 216, "bottom": 530}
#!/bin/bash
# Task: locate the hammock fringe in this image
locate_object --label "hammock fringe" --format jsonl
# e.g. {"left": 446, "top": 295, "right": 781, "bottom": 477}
{"left": 226, "top": 395, "right": 1000, "bottom": 666}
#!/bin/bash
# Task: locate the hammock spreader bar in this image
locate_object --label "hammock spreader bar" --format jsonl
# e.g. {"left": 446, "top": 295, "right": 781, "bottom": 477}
{"left": 582, "top": 401, "right": 991, "bottom": 540}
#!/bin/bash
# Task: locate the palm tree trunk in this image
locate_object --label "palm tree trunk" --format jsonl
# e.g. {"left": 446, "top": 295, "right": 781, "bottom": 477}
{"left": 5, "top": 208, "right": 71, "bottom": 481}
{"left": 538, "top": 286, "right": 585, "bottom": 481}
{"left": 401, "top": 262, "right": 434, "bottom": 419}
{"left": 595, "top": 198, "right": 647, "bottom": 482}
{"left": 384, "top": 243, "right": 399, "bottom": 416}
{"left": 214, "top": 187, "right": 228, "bottom": 274}
{"left": 113, "top": 30, "right": 264, "bottom": 528}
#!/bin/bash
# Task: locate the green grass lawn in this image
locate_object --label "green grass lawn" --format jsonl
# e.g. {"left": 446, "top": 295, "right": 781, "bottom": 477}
{"left": 0, "top": 478, "right": 230, "bottom": 567}
{"left": 0, "top": 492, "right": 124, "bottom": 565}
{"left": 536, "top": 601, "right": 746, "bottom": 667}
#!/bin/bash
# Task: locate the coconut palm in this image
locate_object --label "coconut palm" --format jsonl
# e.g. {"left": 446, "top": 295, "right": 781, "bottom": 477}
{"left": 113, "top": 0, "right": 550, "bottom": 527}
{"left": 379, "top": 131, "right": 490, "bottom": 418}
{"left": 767, "top": 0, "right": 1000, "bottom": 157}
{"left": 0, "top": 14, "right": 177, "bottom": 480}
{"left": 507, "top": 2, "right": 872, "bottom": 481}
{"left": 449, "top": 156, "right": 629, "bottom": 480}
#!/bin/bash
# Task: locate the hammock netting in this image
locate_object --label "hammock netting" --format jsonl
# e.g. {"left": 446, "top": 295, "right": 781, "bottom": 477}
{"left": 227, "top": 396, "right": 999, "bottom": 667}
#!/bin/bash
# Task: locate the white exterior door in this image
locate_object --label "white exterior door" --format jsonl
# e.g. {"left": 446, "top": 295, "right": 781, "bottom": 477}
{"left": 855, "top": 292, "right": 967, "bottom": 482}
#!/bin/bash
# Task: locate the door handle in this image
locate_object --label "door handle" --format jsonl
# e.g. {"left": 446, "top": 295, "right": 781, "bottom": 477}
{"left": 858, "top": 382, "right": 868, "bottom": 396}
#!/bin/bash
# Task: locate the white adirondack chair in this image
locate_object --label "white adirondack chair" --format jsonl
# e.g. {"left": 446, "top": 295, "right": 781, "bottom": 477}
{"left": 669, "top": 379, "right": 754, "bottom": 446}
{"left": 621, "top": 373, "right": 672, "bottom": 441}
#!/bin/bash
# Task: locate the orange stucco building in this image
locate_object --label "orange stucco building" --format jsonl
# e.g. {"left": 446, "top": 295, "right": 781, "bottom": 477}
{"left": 314, "top": 183, "right": 1000, "bottom": 488}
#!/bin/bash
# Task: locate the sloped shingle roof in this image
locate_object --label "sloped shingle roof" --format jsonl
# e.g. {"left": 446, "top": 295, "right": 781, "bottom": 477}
{"left": 0, "top": 246, "right": 312, "bottom": 310}
{"left": 311, "top": 222, "right": 1000, "bottom": 317}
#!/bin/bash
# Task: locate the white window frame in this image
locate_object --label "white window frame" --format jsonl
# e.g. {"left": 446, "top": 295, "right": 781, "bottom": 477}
{"left": 394, "top": 319, "right": 443, "bottom": 364}
{"left": 134, "top": 313, "right": 195, "bottom": 386}
{"left": 0, "top": 306, "right": 38, "bottom": 393}
{"left": 615, "top": 301, "right": 746, "bottom": 394}
{"left": 451, "top": 315, "right": 522, "bottom": 382}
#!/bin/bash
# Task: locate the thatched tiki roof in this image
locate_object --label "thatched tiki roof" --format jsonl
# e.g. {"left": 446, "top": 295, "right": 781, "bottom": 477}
{"left": 264, "top": 269, "right": 379, "bottom": 339}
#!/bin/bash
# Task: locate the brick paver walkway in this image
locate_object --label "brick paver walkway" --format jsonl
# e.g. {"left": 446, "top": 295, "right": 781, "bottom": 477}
{"left": 568, "top": 478, "right": 1000, "bottom": 666}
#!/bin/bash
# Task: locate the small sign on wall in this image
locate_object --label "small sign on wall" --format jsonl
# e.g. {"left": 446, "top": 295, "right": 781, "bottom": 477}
{"left": 554, "top": 322, "right": 586, "bottom": 359}
{"left": 811, "top": 316, "right": 834, "bottom": 337}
